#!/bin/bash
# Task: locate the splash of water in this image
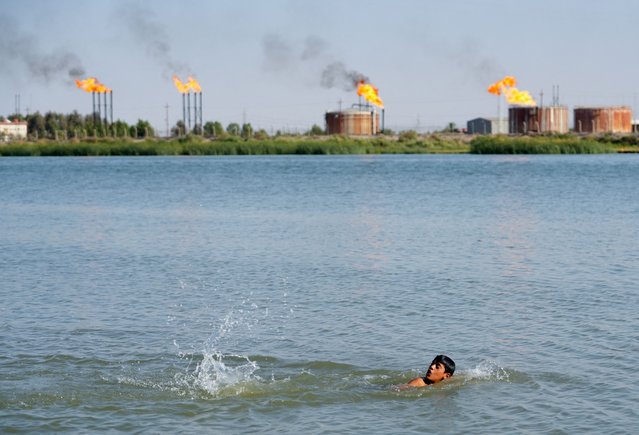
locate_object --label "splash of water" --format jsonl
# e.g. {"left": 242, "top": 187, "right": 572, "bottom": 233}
{"left": 192, "top": 351, "right": 259, "bottom": 395}
{"left": 462, "top": 360, "right": 510, "bottom": 383}
{"left": 173, "top": 300, "right": 265, "bottom": 397}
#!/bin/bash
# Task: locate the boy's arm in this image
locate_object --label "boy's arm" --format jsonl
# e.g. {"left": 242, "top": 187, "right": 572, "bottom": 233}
{"left": 398, "top": 377, "right": 427, "bottom": 390}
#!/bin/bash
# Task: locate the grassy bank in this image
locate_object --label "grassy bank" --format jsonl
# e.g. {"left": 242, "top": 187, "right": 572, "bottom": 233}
{"left": 0, "top": 134, "right": 470, "bottom": 157}
{"left": 2, "top": 133, "right": 637, "bottom": 156}
{"left": 470, "top": 135, "right": 616, "bottom": 154}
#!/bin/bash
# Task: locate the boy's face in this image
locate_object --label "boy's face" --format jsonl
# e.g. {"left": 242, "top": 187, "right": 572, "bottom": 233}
{"left": 425, "top": 361, "right": 451, "bottom": 383}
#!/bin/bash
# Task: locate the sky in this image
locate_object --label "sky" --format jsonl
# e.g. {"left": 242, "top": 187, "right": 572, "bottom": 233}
{"left": 1, "top": 0, "right": 638, "bottom": 134}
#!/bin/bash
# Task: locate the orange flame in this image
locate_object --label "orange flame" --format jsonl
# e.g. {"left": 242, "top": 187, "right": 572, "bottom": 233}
{"left": 173, "top": 75, "right": 202, "bottom": 93}
{"left": 186, "top": 76, "right": 201, "bottom": 92}
{"left": 75, "top": 77, "right": 111, "bottom": 93}
{"left": 357, "top": 81, "right": 384, "bottom": 108}
{"left": 487, "top": 76, "right": 535, "bottom": 106}
{"left": 172, "top": 75, "right": 188, "bottom": 93}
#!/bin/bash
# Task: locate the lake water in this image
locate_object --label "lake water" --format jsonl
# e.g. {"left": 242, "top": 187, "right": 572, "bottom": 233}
{"left": 1, "top": 154, "right": 638, "bottom": 433}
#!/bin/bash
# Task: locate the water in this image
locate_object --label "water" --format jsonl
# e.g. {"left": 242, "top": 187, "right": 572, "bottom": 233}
{"left": 1, "top": 154, "right": 637, "bottom": 433}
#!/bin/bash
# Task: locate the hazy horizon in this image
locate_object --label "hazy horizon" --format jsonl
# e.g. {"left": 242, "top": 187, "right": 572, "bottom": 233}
{"left": 1, "top": 0, "right": 638, "bottom": 134}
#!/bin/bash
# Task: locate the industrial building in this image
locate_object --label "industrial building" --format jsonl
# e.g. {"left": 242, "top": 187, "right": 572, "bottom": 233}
{"left": 325, "top": 108, "right": 381, "bottom": 136}
{"left": 0, "top": 120, "right": 28, "bottom": 141}
{"left": 573, "top": 106, "right": 632, "bottom": 133}
{"left": 466, "top": 117, "right": 508, "bottom": 135}
{"left": 509, "top": 106, "right": 569, "bottom": 134}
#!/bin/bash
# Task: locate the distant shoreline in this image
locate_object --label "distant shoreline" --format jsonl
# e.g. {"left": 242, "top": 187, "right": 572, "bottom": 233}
{"left": 0, "top": 134, "right": 637, "bottom": 156}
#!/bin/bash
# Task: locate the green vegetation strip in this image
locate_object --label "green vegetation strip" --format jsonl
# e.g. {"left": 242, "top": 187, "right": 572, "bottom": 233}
{"left": 469, "top": 135, "right": 616, "bottom": 154}
{"left": 0, "top": 135, "right": 469, "bottom": 157}
{"left": 2, "top": 134, "right": 637, "bottom": 156}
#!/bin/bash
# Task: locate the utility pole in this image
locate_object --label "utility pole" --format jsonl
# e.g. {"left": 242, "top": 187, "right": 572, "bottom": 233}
{"left": 552, "top": 85, "right": 560, "bottom": 106}
{"left": 634, "top": 93, "right": 638, "bottom": 133}
{"left": 165, "top": 103, "right": 170, "bottom": 137}
{"left": 14, "top": 94, "right": 21, "bottom": 116}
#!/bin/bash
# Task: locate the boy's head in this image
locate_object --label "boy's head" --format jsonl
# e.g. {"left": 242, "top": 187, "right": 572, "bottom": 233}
{"left": 424, "top": 354, "right": 456, "bottom": 384}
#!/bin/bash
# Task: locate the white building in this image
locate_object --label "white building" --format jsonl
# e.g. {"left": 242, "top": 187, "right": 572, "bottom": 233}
{"left": 0, "top": 120, "right": 28, "bottom": 141}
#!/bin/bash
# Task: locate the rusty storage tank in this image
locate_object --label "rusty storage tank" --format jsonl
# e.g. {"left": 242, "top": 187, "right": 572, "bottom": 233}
{"left": 325, "top": 109, "right": 381, "bottom": 136}
{"left": 573, "top": 106, "right": 632, "bottom": 133}
{"left": 509, "top": 106, "right": 569, "bottom": 134}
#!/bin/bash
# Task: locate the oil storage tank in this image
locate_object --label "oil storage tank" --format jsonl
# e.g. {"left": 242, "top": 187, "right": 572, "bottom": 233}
{"left": 325, "top": 108, "right": 381, "bottom": 136}
{"left": 574, "top": 106, "right": 632, "bottom": 133}
{"left": 509, "top": 106, "right": 569, "bottom": 134}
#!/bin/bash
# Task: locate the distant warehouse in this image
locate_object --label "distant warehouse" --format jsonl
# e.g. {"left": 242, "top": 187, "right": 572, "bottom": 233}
{"left": 467, "top": 118, "right": 507, "bottom": 135}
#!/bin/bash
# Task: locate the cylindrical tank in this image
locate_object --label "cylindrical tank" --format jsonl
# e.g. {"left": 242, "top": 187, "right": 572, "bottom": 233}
{"left": 325, "top": 109, "right": 381, "bottom": 136}
{"left": 573, "top": 107, "right": 632, "bottom": 133}
{"left": 508, "top": 106, "right": 569, "bottom": 134}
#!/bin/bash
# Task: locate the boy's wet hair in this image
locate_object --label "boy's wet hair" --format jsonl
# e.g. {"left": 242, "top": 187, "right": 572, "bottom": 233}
{"left": 432, "top": 355, "right": 455, "bottom": 375}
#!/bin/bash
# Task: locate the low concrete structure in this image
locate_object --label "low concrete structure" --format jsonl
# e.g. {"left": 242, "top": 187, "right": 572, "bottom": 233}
{"left": 466, "top": 117, "right": 507, "bottom": 135}
{"left": 0, "top": 120, "right": 28, "bottom": 141}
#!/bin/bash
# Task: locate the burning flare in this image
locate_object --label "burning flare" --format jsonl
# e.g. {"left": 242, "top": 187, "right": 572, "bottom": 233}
{"left": 357, "top": 81, "right": 384, "bottom": 108}
{"left": 75, "top": 77, "right": 111, "bottom": 93}
{"left": 487, "top": 76, "right": 535, "bottom": 106}
{"left": 173, "top": 75, "right": 202, "bottom": 93}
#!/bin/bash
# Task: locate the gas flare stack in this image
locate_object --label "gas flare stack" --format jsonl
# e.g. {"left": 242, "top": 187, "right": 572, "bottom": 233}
{"left": 357, "top": 80, "right": 385, "bottom": 133}
{"left": 75, "top": 77, "right": 113, "bottom": 126}
{"left": 487, "top": 76, "right": 569, "bottom": 134}
{"left": 173, "top": 75, "right": 203, "bottom": 134}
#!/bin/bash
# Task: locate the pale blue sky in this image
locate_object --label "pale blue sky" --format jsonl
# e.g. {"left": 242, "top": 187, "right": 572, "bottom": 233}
{"left": 1, "top": 0, "right": 638, "bottom": 133}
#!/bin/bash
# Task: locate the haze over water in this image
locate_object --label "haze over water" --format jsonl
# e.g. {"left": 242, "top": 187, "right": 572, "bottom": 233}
{"left": 1, "top": 155, "right": 638, "bottom": 433}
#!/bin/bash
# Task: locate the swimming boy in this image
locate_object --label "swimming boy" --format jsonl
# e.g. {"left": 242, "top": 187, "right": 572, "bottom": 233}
{"left": 404, "top": 354, "right": 455, "bottom": 388}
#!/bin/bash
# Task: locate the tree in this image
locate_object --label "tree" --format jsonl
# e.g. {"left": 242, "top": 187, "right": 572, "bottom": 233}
{"left": 7, "top": 113, "right": 25, "bottom": 122}
{"left": 254, "top": 129, "right": 269, "bottom": 140}
{"left": 440, "top": 122, "right": 459, "bottom": 133}
{"left": 66, "top": 111, "right": 84, "bottom": 131}
{"left": 27, "top": 112, "right": 46, "bottom": 139}
{"left": 133, "top": 119, "right": 154, "bottom": 138}
{"left": 307, "top": 124, "right": 325, "bottom": 136}
{"left": 203, "top": 121, "right": 216, "bottom": 136}
{"left": 212, "top": 121, "right": 224, "bottom": 136}
{"left": 241, "top": 123, "right": 253, "bottom": 139}
{"left": 203, "top": 121, "right": 224, "bottom": 137}
{"left": 226, "top": 122, "right": 240, "bottom": 136}
{"left": 44, "top": 111, "right": 66, "bottom": 139}
{"left": 172, "top": 120, "right": 185, "bottom": 136}
{"left": 112, "top": 120, "right": 130, "bottom": 137}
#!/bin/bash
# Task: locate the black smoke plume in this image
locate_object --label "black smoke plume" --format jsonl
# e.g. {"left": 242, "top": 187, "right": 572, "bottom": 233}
{"left": 116, "top": 3, "right": 189, "bottom": 77}
{"left": 260, "top": 33, "right": 370, "bottom": 91}
{"left": 320, "top": 61, "right": 369, "bottom": 91}
{"left": 0, "top": 14, "right": 85, "bottom": 83}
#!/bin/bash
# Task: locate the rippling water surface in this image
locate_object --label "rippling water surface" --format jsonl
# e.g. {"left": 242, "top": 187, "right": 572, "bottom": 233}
{"left": 1, "top": 155, "right": 638, "bottom": 433}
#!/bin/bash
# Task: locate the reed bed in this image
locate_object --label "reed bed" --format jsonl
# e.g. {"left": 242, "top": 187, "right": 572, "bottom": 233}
{"left": 0, "top": 135, "right": 470, "bottom": 156}
{"left": 470, "top": 135, "right": 615, "bottom": 154}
